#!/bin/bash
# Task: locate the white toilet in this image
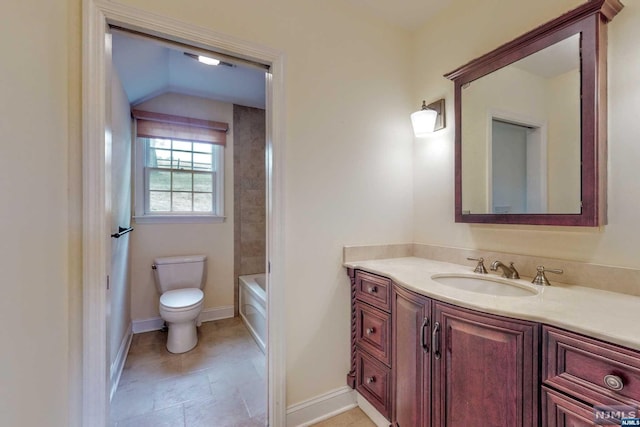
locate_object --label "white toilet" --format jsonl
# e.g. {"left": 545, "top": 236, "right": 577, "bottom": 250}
{"left": 152, "top": 255, "right": 207, "bottom": 353}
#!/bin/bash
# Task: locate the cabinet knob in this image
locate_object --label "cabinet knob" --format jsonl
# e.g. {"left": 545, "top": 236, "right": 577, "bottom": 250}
{"left": 604, "top": 374, "right": 624, "bottom": 391}
{"left": 366, "top": 327, "right": 376, "bottom": 335}
{"left": 366, "top": 376, "right": 376, "bottom": 384}
{"left": 367, "top": 286, "right": 378, "bottom": 294}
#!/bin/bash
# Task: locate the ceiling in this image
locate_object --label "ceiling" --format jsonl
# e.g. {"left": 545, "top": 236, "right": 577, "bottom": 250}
{"left": 110, "top": 2, "right": 451, "bottom": 107}
{"left": 111, "top": 30, "right": 267, "bottom": 108}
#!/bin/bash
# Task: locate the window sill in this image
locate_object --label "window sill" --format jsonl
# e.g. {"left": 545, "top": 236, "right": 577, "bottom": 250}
{"left": 133, "top": 215, "right": 226, "bottom": 224}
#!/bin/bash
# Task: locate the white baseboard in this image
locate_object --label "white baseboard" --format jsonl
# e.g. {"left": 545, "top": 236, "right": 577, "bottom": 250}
{"left": 356, "top": 392, "right": 389, "bottom": 427}
{"left": 132, "top": 316, "right": 164, "bottom": 333}
{"left": 132, "top": 305, "right": 235, "bottom": 333}
{"left": 286, "top": 386, "right": 357, "bottom": 427}
{"left": 110, "top": 325, "right": 133, "bottom": 401}
{"left": 199, "top": 305, "right": 234, "bottom": 323}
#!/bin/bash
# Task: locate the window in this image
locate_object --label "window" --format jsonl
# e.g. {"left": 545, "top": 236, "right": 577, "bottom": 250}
{"left": 133, "top": 110, "right": 228, "bottom": 223}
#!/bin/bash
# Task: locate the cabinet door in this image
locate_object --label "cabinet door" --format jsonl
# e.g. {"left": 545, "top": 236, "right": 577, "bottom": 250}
{"left": 392, "top": 285, "right": 431, "bottom": 427}
{"left": 433, "top": 302, "right": 539, "bottom": 427}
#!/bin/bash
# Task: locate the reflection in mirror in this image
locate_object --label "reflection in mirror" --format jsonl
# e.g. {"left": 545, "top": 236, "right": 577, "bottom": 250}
{"left": 461, "top": 34, "right": 581, "bottom": 215}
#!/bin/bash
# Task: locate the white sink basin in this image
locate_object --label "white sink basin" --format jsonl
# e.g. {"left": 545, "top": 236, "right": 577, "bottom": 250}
{"left": 430, "top": 274, "right": 538, "bottom": 297}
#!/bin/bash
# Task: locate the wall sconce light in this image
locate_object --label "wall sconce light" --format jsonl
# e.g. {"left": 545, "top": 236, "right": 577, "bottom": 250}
{"left": 411, "top": 99, "right": 446, "bottom": 137}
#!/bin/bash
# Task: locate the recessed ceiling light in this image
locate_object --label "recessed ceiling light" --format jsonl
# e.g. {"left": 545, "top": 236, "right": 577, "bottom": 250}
{"left": 184, "top": 52, "right": 234, "bottom": 67}
{"left": 197, "top": 55, "right": 220, "bottom": 66}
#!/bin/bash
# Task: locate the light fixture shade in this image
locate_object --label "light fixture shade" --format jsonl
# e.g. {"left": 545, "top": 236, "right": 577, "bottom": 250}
{"left": 411, "top": 108, "right": 438, "bottom": 137}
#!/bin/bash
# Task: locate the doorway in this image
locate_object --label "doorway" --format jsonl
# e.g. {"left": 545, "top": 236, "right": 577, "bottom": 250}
{"left": 82, "top": 2, "right": 286, "bottom": 426}
{"left": 487, "top": 114, "right": 547, "bottom": 214}
{"left": 108, "top": 27, "right": 267, "bottom": 424}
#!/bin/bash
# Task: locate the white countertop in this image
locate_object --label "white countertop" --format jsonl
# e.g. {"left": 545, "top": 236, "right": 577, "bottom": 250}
{"left": 344, "top": 257, "right": 640, "bottom": 351}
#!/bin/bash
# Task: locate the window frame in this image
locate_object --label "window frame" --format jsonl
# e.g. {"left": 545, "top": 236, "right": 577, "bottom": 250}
{"left": 133, "top": 136, "right": 226, "bottom": 224}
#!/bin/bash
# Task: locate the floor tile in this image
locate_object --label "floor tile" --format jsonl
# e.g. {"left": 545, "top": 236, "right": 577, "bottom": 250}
{"left": 119, "top": 348, "right": 182, "bottom": 387}
{"left": 110, "top": 382, "right": 155, "bottom": 422}
{"left": 112, "top": 318, "right": 376, "bottom": 427}
{"left": 111, "top": 317, "right": 267, "bottom": 427}
{"left": 184, "top": 395, "right": 250, "bottom": 427}
{"left": 116, "top": 404, "right": 185, "bottom": 427}
{"left": 152, "top": 371, "right": 212, "bottom": 411}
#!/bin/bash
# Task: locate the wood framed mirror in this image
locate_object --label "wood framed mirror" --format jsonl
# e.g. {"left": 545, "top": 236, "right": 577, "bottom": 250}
{"left": 445, "top": 0, "right": 623, "bottom": 226}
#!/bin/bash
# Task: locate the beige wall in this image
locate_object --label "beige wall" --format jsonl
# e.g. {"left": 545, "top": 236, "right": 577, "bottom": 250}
{"left": 413, "top": 0, "right": 640, "bottom": 270}
{"left": 130, "top": 93, "right": 235, "bottom": 320}
{"left": 0, "top": 1, "right": 74, "bottom": 426}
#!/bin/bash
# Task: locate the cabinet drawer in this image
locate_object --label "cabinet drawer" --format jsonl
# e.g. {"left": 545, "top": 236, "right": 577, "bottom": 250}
{"left": 355, "top": 271, "right": 391, "bottom": 312}
{"left": 542, "top": 386, "right": 600, "bottom": 427}
{"left": 544, "top": 326, "right": 640, "bottom": 407}
{"left": 356, "top": 350, "right": 391, "bottom": 420}
{"left": 355, "top": 301, "right": 391, "bottom": 366}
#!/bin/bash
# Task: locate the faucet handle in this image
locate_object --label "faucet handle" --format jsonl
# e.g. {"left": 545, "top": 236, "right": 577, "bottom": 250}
{"left": 532, "top": 265, "right": 563, "bottom": 286}
{"left": 467, "top": 257, "right": 488, "bottom": 274}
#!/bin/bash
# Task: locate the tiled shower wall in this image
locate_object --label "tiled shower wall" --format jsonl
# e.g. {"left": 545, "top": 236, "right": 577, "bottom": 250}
{"left": 233, "top": 105, "right": 266, "bottom": 315}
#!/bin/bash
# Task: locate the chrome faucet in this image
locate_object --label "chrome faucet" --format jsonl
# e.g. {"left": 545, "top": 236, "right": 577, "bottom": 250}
{"left": 490, "top": 260, "right": 520, "bottom": 279}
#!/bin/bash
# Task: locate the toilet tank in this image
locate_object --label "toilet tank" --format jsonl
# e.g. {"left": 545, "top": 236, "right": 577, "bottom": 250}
{"left": 152, "top": 255, "right": 207, "bottom": 294}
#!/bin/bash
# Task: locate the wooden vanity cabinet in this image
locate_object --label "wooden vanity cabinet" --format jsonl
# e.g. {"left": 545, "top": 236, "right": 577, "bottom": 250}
{"left": 391, "top": 282, "right": 539, "bottom": 427}
{"left": 542, "top": 326, "right": 640, "bottom": 427}
{"left": 348, "top": 269, "right": 640, "bottom": 427}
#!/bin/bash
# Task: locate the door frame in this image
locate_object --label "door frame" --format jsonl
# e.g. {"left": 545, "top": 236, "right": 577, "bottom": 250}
{"left": 486, "top": 109, "right": 547, "bottom": 213}
{"left": 82, "top": 1, "right": 286, "bottom": 425}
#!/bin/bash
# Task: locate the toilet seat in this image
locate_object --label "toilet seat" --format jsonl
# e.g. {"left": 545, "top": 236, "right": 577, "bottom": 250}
{"left": 160, "top": 288, "right": 204, "bottom": 311}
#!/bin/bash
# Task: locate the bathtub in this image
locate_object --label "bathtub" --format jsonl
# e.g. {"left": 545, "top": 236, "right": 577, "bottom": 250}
{"left": 239, "top": 273, "right": 266, "bottom": 353}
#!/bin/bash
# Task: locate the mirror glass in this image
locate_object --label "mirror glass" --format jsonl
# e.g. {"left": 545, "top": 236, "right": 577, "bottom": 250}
{"left": 460, "top": 34, "right": 581, "bottom": 215}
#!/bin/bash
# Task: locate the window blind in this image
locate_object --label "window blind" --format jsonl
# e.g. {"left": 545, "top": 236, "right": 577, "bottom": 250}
{"left": 132, "top": 109, "right": 228, "bottom": 146}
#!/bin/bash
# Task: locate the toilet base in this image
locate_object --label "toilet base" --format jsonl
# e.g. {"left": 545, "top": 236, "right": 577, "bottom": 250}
{"left": 166, "top": 320, "right": 198, "bottom": 353}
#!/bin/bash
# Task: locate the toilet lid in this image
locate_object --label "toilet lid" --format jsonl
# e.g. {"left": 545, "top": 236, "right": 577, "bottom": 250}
{"left": 160, "top": 289, "right": 204, "bottom": 310}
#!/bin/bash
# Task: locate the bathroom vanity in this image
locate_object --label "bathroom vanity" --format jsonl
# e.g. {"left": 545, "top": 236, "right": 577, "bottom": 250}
{"left": 345, "top": 258, "right": 640, "bottom": 427}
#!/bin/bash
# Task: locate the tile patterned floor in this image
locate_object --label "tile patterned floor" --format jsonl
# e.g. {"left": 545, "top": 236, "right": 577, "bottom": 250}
{"left": 111, "top": 317, "right": 375, "bottom": 426}
{"left": 110, "top": 317, "right": 266, "bottom": 427}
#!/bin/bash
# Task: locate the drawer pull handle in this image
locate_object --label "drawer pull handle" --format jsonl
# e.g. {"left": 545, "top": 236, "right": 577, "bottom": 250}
{"left": 604, "top": 374, "right": 624, "bottom": 391}
{"left": 366, "top": 327, "right": 376, "bottom": 335}
{"left": 367, "top": 286, "right": 378, "bottom": 294}
{"left": 366, "top": 376, "right": 376, "bottom": 384}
